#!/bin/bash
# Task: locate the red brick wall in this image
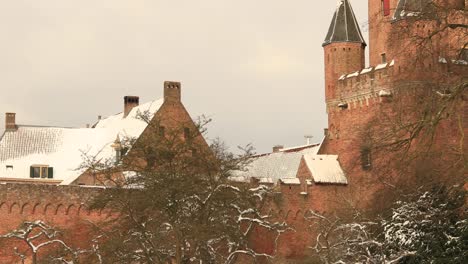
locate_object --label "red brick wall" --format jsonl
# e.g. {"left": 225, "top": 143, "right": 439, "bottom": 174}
{"left": 0, "top": 184, "right": 107, "bottom": 263}
{"left": 324, "top": 42, "right": 365, "bottom": 102}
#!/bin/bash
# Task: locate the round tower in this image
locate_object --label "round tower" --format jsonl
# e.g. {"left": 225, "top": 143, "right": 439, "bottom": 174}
{"left": 323, "top": 0, "right": 366, "bottom": 103}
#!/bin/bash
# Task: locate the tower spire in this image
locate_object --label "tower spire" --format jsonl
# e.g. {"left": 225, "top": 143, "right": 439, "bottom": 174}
{"left": 323, "top": 0, "right": 366, "bottom": 47}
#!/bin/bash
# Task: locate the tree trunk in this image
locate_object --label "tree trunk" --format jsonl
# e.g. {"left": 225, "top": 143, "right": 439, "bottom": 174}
{"left": 175, "top": 229, "right": 182, "bottom": 264}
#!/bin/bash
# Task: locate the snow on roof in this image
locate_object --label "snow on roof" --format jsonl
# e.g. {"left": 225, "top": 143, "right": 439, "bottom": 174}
{"left": 303, "top": 154, "right": 347, "bottom": 184}
{"left": 0, "top": 99, "right": 163, "bottom": 185}
{"left": 279, "top": 178, "right": 301, "bottom": 185}
{"left": 232, "top": 144, "right": 320, "bottom": 183}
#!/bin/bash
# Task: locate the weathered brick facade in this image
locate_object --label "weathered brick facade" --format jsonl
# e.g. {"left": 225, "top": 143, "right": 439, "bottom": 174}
{"left": 0, "top": 1, "right": 466, "bottom": 263}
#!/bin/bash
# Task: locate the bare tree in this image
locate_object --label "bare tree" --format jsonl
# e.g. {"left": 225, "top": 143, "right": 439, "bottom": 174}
{"left": 0, "top": 220, "right": 102, "bottom": 264}
{"left": 306, "top": 186, "right": 467, "bottom": 264}
{"left": 81, "top": 116, "right": 289, "bottom": 263}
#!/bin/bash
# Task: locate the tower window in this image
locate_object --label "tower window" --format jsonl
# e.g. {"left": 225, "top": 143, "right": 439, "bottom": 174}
{"left": 460, "top": 47, "right": 468, "bottom": 61}
{"left": 381, "top": 0, "right": 390, "bottom": 16}
{"left": 361, "top": 148, "right": 372, "bottom": 170}
{"left": 184, "top": 127, "right": 191, "bottom": 140}
{"left": 159, "top": 126, "right": 166, "bottom": 137}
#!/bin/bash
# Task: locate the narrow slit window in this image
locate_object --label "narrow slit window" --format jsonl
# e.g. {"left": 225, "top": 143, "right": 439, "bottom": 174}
{"left": 159, "top": 126, "right": 166, "bottom": 137}
{"left": 361, "top": 148, "right": 372, "bottom": 170}
{"left": 184, "top": 127, "right": 190, "bottom": 140}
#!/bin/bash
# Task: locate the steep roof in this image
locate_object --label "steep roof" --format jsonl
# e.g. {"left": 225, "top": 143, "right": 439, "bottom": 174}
{"left": 394, "top": 0, "right": 433, "bottom": 20}
{"left": 303, "top": 154, "right": 348, "bottom": 184}
{"left": 323, "top": 0, "right": 366, "bottom": 47}
{"left": 0, "top": 99, "right": 163, "bottom": 185}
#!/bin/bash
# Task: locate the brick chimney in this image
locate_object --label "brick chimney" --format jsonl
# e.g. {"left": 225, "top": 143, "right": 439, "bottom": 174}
{"left": 124, "top": 96, "right": 139, "bottom": 118}
{"left": 164, "top": 81, "right": 181, "bottom": 103}
{"left": 272, "top": 145, "right": 284, "bottom": 153}
{"left": 5, "top": 113, "right": 17, "bottom": 131}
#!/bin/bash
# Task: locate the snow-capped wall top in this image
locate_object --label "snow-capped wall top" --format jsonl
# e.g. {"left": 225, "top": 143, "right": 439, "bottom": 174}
{"left": 0, "top": 98, "right": 164, "bottom": 185}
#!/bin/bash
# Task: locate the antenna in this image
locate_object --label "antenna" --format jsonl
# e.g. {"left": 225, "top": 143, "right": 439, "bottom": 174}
{"left": 304, "top": 135, "right": 313, "bottom": 145}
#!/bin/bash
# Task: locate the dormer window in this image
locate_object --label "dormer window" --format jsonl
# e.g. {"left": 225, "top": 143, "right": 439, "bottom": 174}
{"left": 30, "top": 165, "right": 53, "bottom": 179}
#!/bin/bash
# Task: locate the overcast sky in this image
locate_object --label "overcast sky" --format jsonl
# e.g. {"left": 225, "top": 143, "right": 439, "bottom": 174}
{"left": 0, "top": 0, "right": 369, "bottom": 154}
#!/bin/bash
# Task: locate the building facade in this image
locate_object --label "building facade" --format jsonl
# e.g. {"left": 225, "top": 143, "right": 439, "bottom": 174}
{"left": 0, "top": 0, "right": 466, "bottom": 262}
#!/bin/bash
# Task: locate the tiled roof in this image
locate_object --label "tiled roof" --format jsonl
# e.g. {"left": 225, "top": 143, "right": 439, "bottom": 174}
{"left": 0, "top": 126, "right": 64, "bottom": 162}
{"left": 0, "top": 99, "right": 163, "bottom": 185}
{"left": 323, "top": 0, "right": 366, "bottom": 47}
{"left": 232, "top": 144, "right": 320, "bottom": 183}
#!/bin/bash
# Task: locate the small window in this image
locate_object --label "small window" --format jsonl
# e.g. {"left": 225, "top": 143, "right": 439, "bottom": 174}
{"left": 381, "top": 0, "right": 390, "bottom": 16}
{"left": 191, "top": 148, "right": 197, "bottom": 156}
{"left": 115, "top": 149, "right": 121, "bottom": 164}
{"left": 184, "top": 127, "right": 190, "bottom": 140}
{"left": 159, "top": 126, "right": 165, "bottom": 137}
{"left": 361, "top": 148, "right": 372, "bottom": 170}
{"left": 381, "top": 53, "right": 387, "bottom": 63}
{"left": 460, "top": 48, "right": 468, "bottom": 61}
{"left": 30, "top": 165, "right": 53, "bottom": 179}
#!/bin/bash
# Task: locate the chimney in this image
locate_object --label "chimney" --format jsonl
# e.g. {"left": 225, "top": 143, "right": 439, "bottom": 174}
{"left": 272, "top": 145, "right": 284, "bottom": 153}
{"left": 5, "top": 113, "right": 17, "bottom": 131}
{"left": 124, "top": 96, "right": 139, "bottom": 118}
{"left": 164, "top": 81, "right": 181, "bottom": 103}
{"left": 304, "top": 135, "right": 313, "bottom": 145}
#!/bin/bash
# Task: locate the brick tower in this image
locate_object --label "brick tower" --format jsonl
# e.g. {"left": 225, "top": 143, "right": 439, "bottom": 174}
{"left": 323, "top": 0, "right": 366, "bottom": 103}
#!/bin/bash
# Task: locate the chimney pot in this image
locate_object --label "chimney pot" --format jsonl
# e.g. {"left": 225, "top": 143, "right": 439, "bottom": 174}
{"left": 98, "top": 115, "right": 102, "bottom": 120}
{"left": 124, "top": 96, "right": 139, "bottom": 118}
{"left": 164, "top": 81, "right": 181, "bottom": 103}
{"left": 272, "top": 145, "right": 284, "bottom": 153}
{"left": 5, "top": 113, "right": 17, "bottom": 131}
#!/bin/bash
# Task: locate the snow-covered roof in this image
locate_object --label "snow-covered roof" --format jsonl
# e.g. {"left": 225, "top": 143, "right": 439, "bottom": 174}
{"left": 0, "top": 99, "right": 163, "bottom": 185}
{"left": 303, "top": 154, "right": 348, "bottom": 184}
{"left": 232, "top": 144, "right": 320, "bottom": 183}
{"left": 394, "top": 0, "right": 432, "bottom": 20}
{"left": 279, "top": 178, "right": 301, "bottom": 185}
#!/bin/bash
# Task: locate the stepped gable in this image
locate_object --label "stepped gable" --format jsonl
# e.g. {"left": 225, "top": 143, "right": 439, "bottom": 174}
{"left": 323, "top": 0, "right": 366, "bottom": 47}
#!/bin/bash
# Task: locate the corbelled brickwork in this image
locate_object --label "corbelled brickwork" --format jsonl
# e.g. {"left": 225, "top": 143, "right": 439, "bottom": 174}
{"left": 0, "top": 184, "right": 107, "bottom": 263}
